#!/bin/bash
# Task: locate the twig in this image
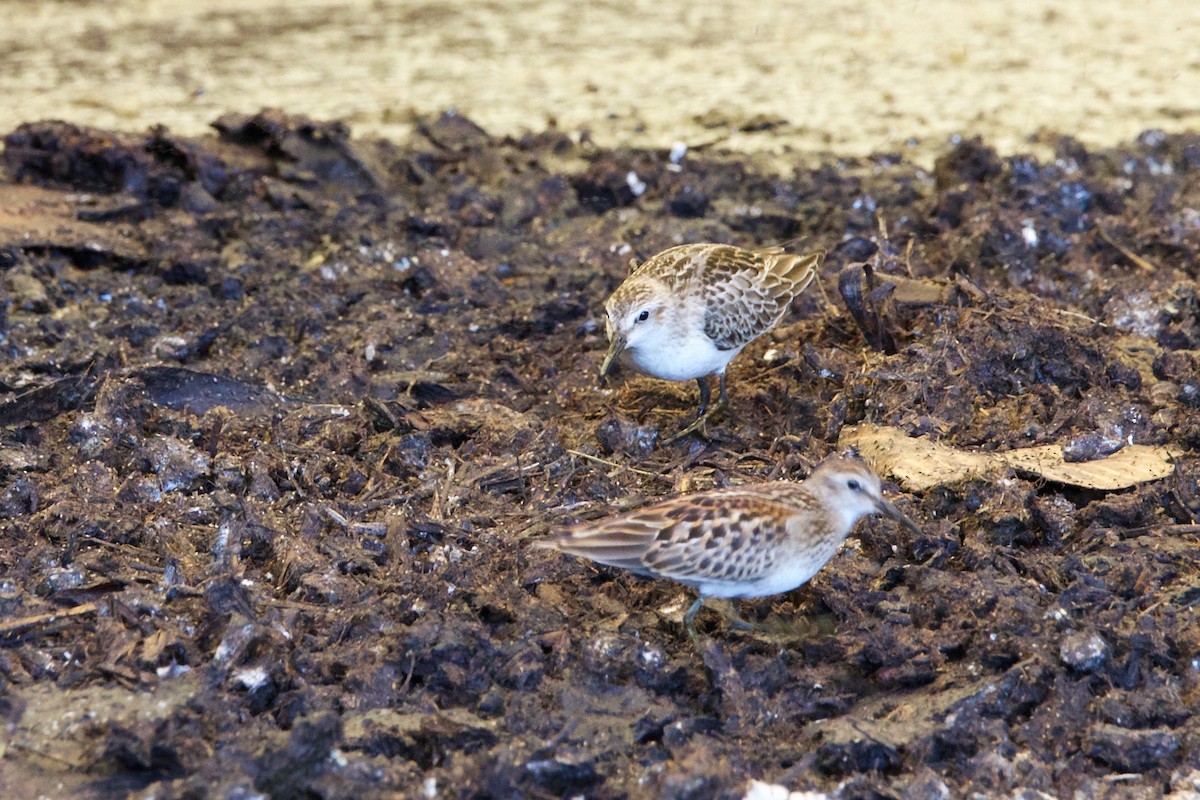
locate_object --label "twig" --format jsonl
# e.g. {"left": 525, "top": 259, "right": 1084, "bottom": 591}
{"left": 1052, "top": 308, "right": 1107, "bottom": 327}
{"left": 1098, "top": 228, "right": 1159, "bottom": 273}
{"left": 0, "top": 602, "right": 98, "bottom": 639}
{"left": 812, "top": 267, "right": 842, "bottom": 318}
{"left": 565, "top": 449, "right": 657, "bottom": 477}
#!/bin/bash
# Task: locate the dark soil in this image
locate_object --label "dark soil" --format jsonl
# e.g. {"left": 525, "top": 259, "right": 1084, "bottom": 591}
{"left": 1, "top": 110, "right": 1199, "bottom": 799}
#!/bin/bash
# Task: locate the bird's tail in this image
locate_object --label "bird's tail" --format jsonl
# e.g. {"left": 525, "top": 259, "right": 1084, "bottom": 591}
{"left": 534, "top": 519, "right": 659, "bottom": 575}
{"left": 769, "top": 249, "right": 823, "bottom": 295}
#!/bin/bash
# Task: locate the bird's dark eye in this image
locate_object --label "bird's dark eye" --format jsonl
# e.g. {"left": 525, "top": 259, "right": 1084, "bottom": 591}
{"left": 636, "top": 310, "right": 650, "bottom": 323}
{"left": 846, "top": 479, "right": 862, "bottom": 492}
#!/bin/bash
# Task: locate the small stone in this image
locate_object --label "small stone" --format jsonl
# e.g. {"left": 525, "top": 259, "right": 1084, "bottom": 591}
{"left": 1179, "top": 379, "right": 1200, "bottom": 409}
{"left": 524, "top": 755, "right": 600, "bottom": 795}
{"left": 582, "top": 631, "right": 637, "bottom": 680}
{"left": 1086, "top": 723, "right": 1179, "bottom": 772}
{"left": 38, "top": 566, "right": 86, "bottom": 596}
{"left": 595, "top": 416, "right": 658, "bottom": 457}
{"left": 1059, "top": 631, "right": 1110, "bottom": 672}
{"left": 117, "top": 476, "right": 165, "bottom": 503}
{"left": 212, "top": 454, "right": 248, "bottom": 492}
{"left": 68, "top": 413, "right": 115, "bottom": 459}
{"left": 0, "top": 580, "right": 24, "bottom": 616}
{"left": 394, "top": 433, "right": 433, "bottom": 475}
{"left": 1029, "top": 494, "right": 1076, "bottom": 542}
{"left": 139, "top": 435, "right": 211, "bottom": 493}
{"left": 1061, "top": 430, "right": 1126, "bottom": 462}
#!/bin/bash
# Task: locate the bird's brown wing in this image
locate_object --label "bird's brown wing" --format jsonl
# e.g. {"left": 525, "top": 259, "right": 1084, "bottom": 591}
{"left": 637, "top": 492, "right": 794, "bottom": 586}
{"left": 702, "top": 248, "right": 822, "bottom": 350}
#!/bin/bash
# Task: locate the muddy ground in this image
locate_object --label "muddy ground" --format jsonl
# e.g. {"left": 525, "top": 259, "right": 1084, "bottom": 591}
{"left": 1, "top": 112, "right": 1199, "bottom": 799}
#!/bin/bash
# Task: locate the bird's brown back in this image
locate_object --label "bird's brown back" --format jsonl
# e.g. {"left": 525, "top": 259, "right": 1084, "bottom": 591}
{"left": 699, "top": 246, "right": 822, "bottom": 350}
{"left": 540, "top": 481, "right": 826, "bottom": 585}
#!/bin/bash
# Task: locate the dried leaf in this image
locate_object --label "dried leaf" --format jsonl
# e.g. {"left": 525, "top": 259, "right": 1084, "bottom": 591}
{"left": 841, "top": 424, "right": 1179, "bottom": 491}
{"left": 998, "top": 444, "right": 1178, "bottom": 491}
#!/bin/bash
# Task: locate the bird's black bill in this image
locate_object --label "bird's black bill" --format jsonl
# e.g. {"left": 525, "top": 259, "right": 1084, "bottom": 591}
{"left": 599, "top": 335, "right": 626, "bottom": 384}
{"left": 877, "top": 498, "right": 923, "bottom": 535}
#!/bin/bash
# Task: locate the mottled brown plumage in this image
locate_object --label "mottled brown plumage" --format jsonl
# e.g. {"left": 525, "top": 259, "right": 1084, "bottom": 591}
{"left": 537, "top": 456, "right": 921, "bottom": 635}
{"left": 599, "top": 243, "right": 823, "bottom": 441}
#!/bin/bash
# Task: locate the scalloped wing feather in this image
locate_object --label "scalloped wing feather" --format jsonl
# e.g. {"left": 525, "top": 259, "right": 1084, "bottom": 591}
{"left": 702, "top": 248, "right": 823, "bottom": 350}
{"left": 639, "top": 491, "right": 810, "bottom": 585}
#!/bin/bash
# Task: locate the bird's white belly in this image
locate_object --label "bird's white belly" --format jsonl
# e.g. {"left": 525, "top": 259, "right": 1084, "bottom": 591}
{"left": 696, "top": 542, "right": 840, "bottom": 599}
{"left": 627, "top": 334, "right": 738, "bottom": 382}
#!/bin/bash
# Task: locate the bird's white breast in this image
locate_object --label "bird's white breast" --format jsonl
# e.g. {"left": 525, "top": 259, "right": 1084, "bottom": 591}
{"left": 626, "top": 326, "right": 739, "bottom": 381}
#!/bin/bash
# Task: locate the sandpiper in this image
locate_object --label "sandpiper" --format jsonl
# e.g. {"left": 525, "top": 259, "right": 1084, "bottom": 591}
{"left": 537, "top": 456, "right": 921, "bottom": 637}
{"left": 600, "top": 243, "right": 823, "bottom": 441}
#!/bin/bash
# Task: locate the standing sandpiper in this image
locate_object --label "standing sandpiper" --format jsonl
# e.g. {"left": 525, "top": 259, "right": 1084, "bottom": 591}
{"left": 537, "top": 456, "right": 921, "bottom": 638}
{"left": 600, "top": 243, "right": 823, "bottom": 442}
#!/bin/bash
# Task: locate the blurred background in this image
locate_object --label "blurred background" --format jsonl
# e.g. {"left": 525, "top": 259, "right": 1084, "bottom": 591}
{"left": 1, "top": 0, "right": 1198, "bottom": 162}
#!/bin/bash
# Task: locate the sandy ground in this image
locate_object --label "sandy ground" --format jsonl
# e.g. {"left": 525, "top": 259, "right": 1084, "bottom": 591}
{"left": 2, "top": 0, "right": 1198, "bottom": 162}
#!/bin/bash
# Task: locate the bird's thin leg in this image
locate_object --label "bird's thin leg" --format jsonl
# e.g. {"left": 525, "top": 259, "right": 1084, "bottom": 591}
{"left": 695, "top": 376, "right": 711, "bottom": 416}
{"left": 722, "top": 601, "right": 754, "bottom": 631}
{"left": 716, "top": 372, "right": 730, "bottom": 412}
{"left": 684, "top": 597, "right": 705, "bottom": 643}
{"left": 664, "top": 373, "right": 730, "bottom": 444}
{"left": 685, "top": 597, "right": 754, "bottom": 641}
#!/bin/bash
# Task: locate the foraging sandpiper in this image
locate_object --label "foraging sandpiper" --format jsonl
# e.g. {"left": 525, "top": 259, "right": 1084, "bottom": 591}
{"left": 600, "top": 243, "right": 823, "bottom": 442}
{"left": 538, "top": 456, "right": 920, "bottom": 637}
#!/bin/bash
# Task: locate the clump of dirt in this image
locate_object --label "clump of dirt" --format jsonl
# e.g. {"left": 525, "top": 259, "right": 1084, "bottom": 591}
{"left": 1, "top": 110, "right": 1199, "bottom": 798}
